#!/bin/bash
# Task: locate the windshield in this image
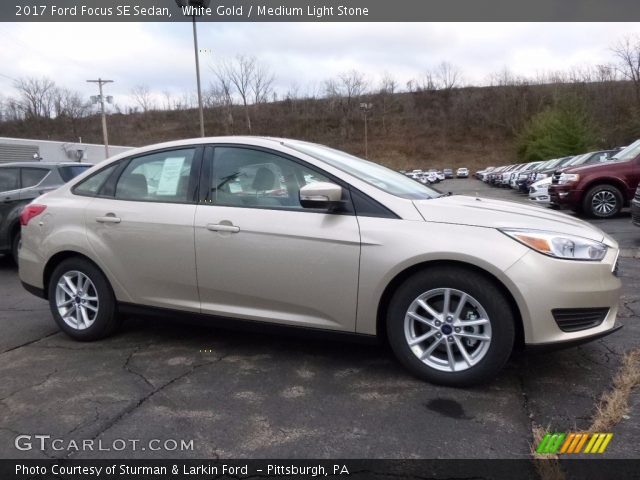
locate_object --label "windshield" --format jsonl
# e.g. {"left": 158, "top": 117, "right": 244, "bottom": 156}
{"left": 286, "top": 141, "right": 440, "bottom": 200}
{"left": 611, "top": 139, "right": 640, "bottom": 162}
{"left": 565, "top": 153, "right": 589, "bottom": 167}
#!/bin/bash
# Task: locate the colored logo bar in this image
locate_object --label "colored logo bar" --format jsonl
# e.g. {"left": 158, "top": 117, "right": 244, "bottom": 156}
{"left": 537, "top": 433, "right": 613, "bottom": 454}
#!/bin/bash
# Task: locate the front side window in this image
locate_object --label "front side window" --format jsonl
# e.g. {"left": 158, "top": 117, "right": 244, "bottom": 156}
{"left": 0, "top": 168, "right": 20, "bottom": 192}
{"left": 115, "top": 149, "right": 195, "bottom": 203}
{"left": 209, "top": 147, "right": 332, "bottom": 210}
{"left": 73, "top": 163, "right": 119, "bottom": 197}
{"left": 21, "top": 168, "right": 49, "bottom": 188}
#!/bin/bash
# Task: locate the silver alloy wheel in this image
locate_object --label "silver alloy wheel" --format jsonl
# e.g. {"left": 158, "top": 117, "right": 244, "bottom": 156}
{"left": 592, "top": 191, "right": 617, "bottom": 215}
{"left": 404, "top": 288, "right": 492, "bottom": 372}
{"left": 55, "top": 270, "right": 99, "bottom": 330}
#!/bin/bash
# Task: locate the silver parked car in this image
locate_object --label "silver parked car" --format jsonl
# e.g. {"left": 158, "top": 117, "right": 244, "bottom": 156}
{"left": 19, "top": 137, "right": 622, "bottom": 386}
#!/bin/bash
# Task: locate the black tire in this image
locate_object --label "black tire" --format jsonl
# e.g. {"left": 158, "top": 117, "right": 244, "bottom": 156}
{"left": 386, "top": 266, "right": 515, "bottom": 387}
{"left": 583, "top": 184, "right": 623, "bottom": 219}
{"left": 48, "top": 257, "right": 121, "bottom": 341}
{"left": 11, "top": 230, "right": 20, "bottom": 265}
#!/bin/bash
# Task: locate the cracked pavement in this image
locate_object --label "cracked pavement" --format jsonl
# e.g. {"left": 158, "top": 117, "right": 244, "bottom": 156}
{"left": 0, "top": 180, "right": 638, "bottom": 459}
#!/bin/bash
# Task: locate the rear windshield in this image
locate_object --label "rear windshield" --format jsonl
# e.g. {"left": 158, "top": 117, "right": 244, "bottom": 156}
{"left": 58, "top": 165, "right": 92, "bottom": 182}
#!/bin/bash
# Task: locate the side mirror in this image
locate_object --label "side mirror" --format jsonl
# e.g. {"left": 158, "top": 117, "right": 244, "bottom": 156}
{"left": 299, "top": 182, "right": 343, "bottom": 209}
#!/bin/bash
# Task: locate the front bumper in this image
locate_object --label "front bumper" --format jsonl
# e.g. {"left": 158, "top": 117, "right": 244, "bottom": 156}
{"left": 504, "top": 248, "right": 622, "bottom": 345}
{"left": 548, "top": 185, "right": 582, "bottom": 208}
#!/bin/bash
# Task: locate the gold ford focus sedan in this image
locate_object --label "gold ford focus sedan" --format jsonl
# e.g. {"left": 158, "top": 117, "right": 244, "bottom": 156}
{"left": 19, "top": 137, "right": 622, "bottom": 386}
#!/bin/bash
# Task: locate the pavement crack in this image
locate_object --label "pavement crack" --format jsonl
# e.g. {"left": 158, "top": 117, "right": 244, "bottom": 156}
{"left": 0, "top": 369, "right": 58, "bottom": 404}
{"left": 66, "top": 351, "right": 228, "bottom": 459}
{"left": 0, "top": 331, "right": 59, "bottom": 355}
{"left": 123, "top": 345, "right": 156, "bottom": 391}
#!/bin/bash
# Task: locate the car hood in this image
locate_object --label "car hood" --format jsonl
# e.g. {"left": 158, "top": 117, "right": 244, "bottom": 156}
{"left": 532, "top": 177, "right": 552, "bottom": 187}
{"left": 413, "top": 195, "right": 607, "bottom": 242}
{"left": 562, "top": 160, "right": 625, "bottom": 175}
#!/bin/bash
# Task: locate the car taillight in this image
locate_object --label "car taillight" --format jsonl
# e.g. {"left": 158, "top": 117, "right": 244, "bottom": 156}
{"left": 20, "top": 204, "right": 47, "bottom": 226}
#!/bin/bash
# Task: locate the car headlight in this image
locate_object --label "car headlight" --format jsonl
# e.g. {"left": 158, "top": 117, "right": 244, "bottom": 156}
{"left": 558, "top": 173, "right": 580, "bottom": 184}
{"left": 500, "top": 229, "right": 607, "bottom": 261}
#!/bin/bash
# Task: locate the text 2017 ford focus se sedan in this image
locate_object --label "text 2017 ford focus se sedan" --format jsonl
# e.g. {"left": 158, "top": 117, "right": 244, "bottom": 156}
{"left": 19, "top": 137, "right": 622, "bottom": 386}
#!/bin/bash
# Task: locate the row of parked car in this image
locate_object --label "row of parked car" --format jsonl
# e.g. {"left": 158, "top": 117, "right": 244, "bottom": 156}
{"left": 475, "top": 140, "right": 640, "bottom": 219}
{"left": 401, "top": 167, "right": 469, "bottom": 184}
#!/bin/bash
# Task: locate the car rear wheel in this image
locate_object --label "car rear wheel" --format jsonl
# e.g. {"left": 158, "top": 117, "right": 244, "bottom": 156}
{"left": 11, "top": 231, "right": 20, "bottom": 265}
{"left": 386, "top": 267, "right": 515, "bottom": 386}
{"left": 48, "top": 258, "right": 120, "bottom": 341}
{"left": 583, "top": 185, "right": 623, "bottom": 218}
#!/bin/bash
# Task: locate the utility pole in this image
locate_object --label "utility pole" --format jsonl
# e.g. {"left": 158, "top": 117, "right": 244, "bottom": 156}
{"left": 360, "top": 102, "right": 373, "bottom": 159}
{"left": 87, "top": 78, "right": 113, "bottom": 158}
{"left": 175, "top": 0, "right": 210, "bottom": 137}
{"left": 192, "top": 15, "right": 205, "bottom": 137}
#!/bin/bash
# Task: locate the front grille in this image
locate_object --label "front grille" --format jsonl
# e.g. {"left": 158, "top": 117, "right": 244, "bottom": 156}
{"left": 552, "top": 308, "right": 609, "bottom": 332}
{"left": 635, "top": 186, "right": 640, "bottom": 201}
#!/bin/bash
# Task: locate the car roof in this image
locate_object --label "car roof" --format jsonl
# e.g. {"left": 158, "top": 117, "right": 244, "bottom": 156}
{"left": 0, "top": 162, "right": 91, "bottom": 168}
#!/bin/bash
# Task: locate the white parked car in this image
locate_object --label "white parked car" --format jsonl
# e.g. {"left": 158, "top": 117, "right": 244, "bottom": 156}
{"left": 529, "top": 177, "right": 552, "bottom": 205}
{"left": 19, "top": 137, "right": 622, "bottom": 386}
{"left": 456, "top": 167, "right": 469, "bottom": 178}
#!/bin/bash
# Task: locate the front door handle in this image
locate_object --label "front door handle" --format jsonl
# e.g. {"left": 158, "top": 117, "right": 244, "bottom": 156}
{"left": 96, "top": 214, "right": 121, "bottom": 224}
{"left": 207, "top": 223, "right": 240, "bottom": 233}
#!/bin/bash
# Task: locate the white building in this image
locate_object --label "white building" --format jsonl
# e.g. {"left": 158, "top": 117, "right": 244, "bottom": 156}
{"left": 0, "top": 137, "right": 133, "bottom": 164}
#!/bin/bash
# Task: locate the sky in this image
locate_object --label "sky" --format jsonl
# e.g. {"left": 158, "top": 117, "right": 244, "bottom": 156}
{"left": 1, "top": 22, "right": 639, "bottom": 109}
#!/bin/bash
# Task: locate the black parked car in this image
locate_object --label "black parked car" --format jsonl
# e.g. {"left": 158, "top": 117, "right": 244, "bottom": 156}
{"left": 0, "top": 162, "right": 91, "bottom": 263}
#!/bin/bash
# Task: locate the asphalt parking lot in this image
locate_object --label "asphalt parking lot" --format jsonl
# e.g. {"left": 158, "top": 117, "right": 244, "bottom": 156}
{"left": 1, "top": 179, "right": 638, "bottom": 460}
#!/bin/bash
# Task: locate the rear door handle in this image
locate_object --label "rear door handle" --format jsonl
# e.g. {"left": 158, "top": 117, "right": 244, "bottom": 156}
{"left": 96, "top": 214, "right": 121, "bottom": 224}
{"left": 206, "top": 223, "right": 240, "bottom": 233}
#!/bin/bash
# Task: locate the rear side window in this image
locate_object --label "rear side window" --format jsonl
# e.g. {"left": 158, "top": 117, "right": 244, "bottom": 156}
{"left": 59, "top": 165, "right": 91, "bottom": 182}
{"left": 0, "top": 168, "right": 20, "bottom": 192}
{"left": 73, "top": 163, "right": 119, "bottom": 197}
{"left": 21, "top": 168, "right": 49, "bottom": 188}
{"left": 115, "top": 148, "right": 195, "bottom": 203}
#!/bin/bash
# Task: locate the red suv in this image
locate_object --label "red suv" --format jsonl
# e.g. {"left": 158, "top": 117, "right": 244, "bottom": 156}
{"left": 549, "top": 140, "right": 640, "bottom": 218}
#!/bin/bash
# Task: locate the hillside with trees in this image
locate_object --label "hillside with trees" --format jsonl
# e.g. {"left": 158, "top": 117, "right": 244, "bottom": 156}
{"left": 2, "top": 37, "right": 640, "bottom": 171}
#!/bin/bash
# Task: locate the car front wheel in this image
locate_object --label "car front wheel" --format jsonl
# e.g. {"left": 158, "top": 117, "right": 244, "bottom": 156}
{"left": 48, "top": 258, "right": 120, "bottom": 341}
{"left": 583, "top": 184, "right": 622, "bottom": 218}
{"left": 386, "top": 267, "right": 515, "bottom": 386}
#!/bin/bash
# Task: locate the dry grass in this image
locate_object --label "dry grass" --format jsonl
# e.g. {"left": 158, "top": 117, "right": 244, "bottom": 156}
{"left": 530, "top": 424, "right": 566, "bottom": 480}
{"left": 591, "top": 348, "right": 640, "bottom": 431}
{"left": 528, "top": 348, "right": 640, "bottom": 480}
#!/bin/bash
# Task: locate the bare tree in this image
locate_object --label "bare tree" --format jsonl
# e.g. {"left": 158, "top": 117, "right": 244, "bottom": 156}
{"left": 218, "top": 55, "right": 256, "bottom": 132}
{"left": 210, "top": 64, "right": 236, "bottom": 133}
{"left": 14, "top": 76, "right": 56, "bottom": 119}
{"left": 611, "top": 35, "right": 640, "bottom": 104}
{"left": 130, "top": 84, "right": 155, "bottom": 112}
{"left": 161, "top": 90, "right": 174, "bottom": 110}
{"left": 378, "top": 72, "right": 398, "bottom": 132}
{"left": 324, "top": 70, "right": 368, "bottom": 138}
{"left": 251, "top": 63, "right": 275, "bottom": 104}
{"left": 435, "top": 61, "right": 462, "bottom": 90}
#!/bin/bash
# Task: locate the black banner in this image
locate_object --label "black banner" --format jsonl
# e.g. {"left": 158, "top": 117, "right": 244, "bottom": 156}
{"left": 2, "top": 459, "right": 640, "bottom": 480}
{"left": 3, "top": 0, "right": 640, "bottom": 22}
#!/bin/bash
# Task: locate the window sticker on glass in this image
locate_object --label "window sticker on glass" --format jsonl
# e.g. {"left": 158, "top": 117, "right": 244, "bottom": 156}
{"left": 156, "top": 157, "right": 185, "bottom": 195}
{"left": 228, "top": 181, "right": 242, "bottom": 193}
